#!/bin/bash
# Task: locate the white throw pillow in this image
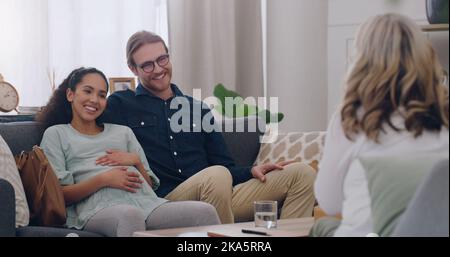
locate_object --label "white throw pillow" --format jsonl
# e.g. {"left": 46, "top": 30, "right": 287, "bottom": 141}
{"left": 0, "top": 135, "right": 30, "bottom": 227}
{"left": 254, "top": 131, "right": 326, "bottom": 172}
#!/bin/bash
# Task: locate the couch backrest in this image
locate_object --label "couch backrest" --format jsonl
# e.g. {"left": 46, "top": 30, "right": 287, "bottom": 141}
{"left": 219, "top": 117, "right": 265, "bottom": 167}
{"left": 0, "top": 118, "right": 264, "bottom": 166}
{"left": 0, "top": 122, "right": 45, "bottom": 156}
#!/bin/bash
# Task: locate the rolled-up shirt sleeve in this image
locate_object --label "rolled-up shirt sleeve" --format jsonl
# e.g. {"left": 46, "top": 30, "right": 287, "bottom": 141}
{"left": 40, "top": 127, "right": 74, "bottom": 186}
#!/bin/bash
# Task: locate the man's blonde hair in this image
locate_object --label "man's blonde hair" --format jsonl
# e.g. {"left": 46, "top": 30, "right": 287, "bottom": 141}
{"left": 341, "top": 13, "right": 449, "bottom": 142}
{"left": 126, "top": 31, "right": 168, "bottom": 67}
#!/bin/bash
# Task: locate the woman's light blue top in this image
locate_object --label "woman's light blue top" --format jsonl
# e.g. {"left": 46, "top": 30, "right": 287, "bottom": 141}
{"left": 40, "top": 123, "right": 167, "bottom": 229}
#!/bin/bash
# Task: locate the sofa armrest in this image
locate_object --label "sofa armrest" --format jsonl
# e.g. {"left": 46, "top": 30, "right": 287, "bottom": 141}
{"left": 0, "top": 178, "right": 16, "bottom": 236}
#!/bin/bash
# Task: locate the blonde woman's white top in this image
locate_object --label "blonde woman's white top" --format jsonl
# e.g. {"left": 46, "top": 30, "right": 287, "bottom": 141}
{"left": 315, "top": 111, "right": 449, "bottom": 237}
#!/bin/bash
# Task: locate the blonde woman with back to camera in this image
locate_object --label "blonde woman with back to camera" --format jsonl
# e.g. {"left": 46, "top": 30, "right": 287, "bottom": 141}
{"left": 312, "top": 13, "right": 449, "bottom": 237}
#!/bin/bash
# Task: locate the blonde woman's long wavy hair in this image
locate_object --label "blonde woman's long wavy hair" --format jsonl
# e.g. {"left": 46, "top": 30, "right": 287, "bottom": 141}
{"left": 341, "top": 13, "right": 449, "bottom": 142}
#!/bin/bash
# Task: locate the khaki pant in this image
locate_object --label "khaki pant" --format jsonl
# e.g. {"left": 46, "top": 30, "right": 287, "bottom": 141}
{"left": 165, "top": 163, "right": 316, "bottom": 224}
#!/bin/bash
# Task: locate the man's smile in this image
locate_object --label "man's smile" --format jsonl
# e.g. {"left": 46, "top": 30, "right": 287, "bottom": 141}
{"left": 152, "top": 72, "right": 166, "bottom": 81}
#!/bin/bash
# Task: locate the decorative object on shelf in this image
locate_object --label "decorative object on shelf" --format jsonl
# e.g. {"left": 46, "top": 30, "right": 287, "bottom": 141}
{"left": 0, "top": 74, "right": 19, "bottom": 113}
{"left": 426, "top": 0, "right": 449, "bottom": 24}
{"left": 213, "top": 83, "right": 284, "bottom": 124}
{"left": 47, "top": 68, "right": 57, "bottom": 92}
{"left": 109, "top": 77, "right": 136, "bottom": 94}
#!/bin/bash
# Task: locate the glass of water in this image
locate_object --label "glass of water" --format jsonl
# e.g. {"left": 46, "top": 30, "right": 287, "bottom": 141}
{"left": 254, "top": 200, "right": 277, "bottom": 229}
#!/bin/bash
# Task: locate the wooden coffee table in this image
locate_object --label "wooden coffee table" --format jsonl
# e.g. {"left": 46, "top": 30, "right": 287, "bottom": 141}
{"left": 133, "top": 217, "right": 314, "bottom": 237}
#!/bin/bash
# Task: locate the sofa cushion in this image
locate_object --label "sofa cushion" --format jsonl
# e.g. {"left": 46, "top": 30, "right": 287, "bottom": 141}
{"left": 254, "top": 131, "right": 326, "bottom": 171}
{"left": 360, "top": 154, "right": 448, "bottom": 237}
{"left": 0, "top": 135, "right": 30, "bottom": 228}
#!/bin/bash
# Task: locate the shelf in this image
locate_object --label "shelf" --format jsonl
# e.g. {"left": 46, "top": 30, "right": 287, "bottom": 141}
{"left": 422, "top": 24, "right": 449, "bottom": 32}
{"left": 0, "top": 114, "right": 35, "bottom": 123}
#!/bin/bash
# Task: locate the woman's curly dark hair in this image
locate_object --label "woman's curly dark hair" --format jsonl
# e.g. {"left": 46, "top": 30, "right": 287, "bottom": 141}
{"left": 36, "top": 67, "right": 109, "bottom": 130}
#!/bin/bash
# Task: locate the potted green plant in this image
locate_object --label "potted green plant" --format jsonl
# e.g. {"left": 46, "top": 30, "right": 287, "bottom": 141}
{"left": 213, "top": 83, "right": 284, "bottom": 124}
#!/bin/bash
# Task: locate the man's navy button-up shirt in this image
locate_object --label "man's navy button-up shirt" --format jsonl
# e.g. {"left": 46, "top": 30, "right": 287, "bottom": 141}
{"left": 103, "top": 84, "right": 252, "bottom": 197}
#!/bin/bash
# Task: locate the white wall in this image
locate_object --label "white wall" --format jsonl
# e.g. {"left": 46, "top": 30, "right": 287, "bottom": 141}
{"left": 327, "top": 0, "right": 449, "bottom": 120}
{"left": 267, "top": 0, "right": 328, "bottom": 133}
{"left": 0, "top": 0, "right": 50, "bottom": 107}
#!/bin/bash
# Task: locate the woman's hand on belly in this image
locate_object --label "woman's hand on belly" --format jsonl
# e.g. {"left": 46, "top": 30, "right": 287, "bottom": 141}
{"left": 96, "top": 149, "right": 140, "bottom": 167}
{"left": 100, "top": 167, "right": 143, "bottom": 193}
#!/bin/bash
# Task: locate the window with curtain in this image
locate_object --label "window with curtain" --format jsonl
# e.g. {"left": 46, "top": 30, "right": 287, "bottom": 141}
{"left": 0, "top": 0, "right": 168, "bottom": 107}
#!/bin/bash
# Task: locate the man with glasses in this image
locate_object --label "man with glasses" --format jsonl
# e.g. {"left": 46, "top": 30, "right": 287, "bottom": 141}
{"left": 104, "top": 31, "right": 316, "bottom": 224}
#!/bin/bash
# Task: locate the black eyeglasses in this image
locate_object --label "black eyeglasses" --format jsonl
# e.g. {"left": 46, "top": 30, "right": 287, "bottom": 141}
{"left": 138, "top": 54, "right": 170, "bottom": 73}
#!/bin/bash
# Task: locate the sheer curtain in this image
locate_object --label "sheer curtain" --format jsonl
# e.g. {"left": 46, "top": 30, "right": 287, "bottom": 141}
{"left": 0, "top": 0, "right": 168, "bottom": 107}
{"left": 167, "top": 0, "right": 264, "bottom": 99}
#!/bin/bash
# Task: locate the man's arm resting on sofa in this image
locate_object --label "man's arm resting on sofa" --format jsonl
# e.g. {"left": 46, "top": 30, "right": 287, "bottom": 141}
{"left": 0, "top": 178, "right": 16, "bottom": 236}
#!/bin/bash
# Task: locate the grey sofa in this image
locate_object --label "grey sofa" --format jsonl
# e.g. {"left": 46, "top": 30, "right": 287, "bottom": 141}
{"left": 0, "top": 118, "right": 264, "bottom": 237}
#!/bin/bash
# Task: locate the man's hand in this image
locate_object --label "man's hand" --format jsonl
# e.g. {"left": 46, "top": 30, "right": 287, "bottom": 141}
{"left": 251, "top": 160, "right": 298, "bottom": 183}
{"left": 96, "top": 149, "right": 141, "bottom": 167}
